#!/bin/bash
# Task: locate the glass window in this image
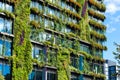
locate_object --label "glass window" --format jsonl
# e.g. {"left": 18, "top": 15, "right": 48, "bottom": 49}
{"left": 80, "top": 44, "right": 90, "bottom": 54}
{"left": 29, "top": 70, "right": 42, "bottom": 80}
{"left": 30, "top": 28, "right": 39, "bottom": 41}
{"left": 30, "top": 14, "right": 34, "bottom": 21}
{"left": 38, "top": 3, "right": 42, "bottom": 10}
{"left": 61, "top": 1, "right": 66, "bottom": 8}
{"left": 70, "top": 56, "right": 79, "bottom": 69}
{"left": 0, "top": 39, "right": 12, "bottom": 56}
{"left": 0, "top": 17, "right": 13, "bottom": 34}
{"left": 44, "top": 19, "right": 48, "bottom": 27}
{"left": 71, "top": 74, "right": 79, "bottom": 80}
{"left": 65, "top": 27, "right": 71, "bottom": 33}
{"left": 0, "top": 63, "right": 11, "bottom": 80}
{"left": 0, "top": 18, "right": 4, "bottom": 32}
{"left": 47, "top": 71, "right": 56, "bottom": 80}
{"left": 32, "top": 46, "right": 44, "bottom": 62}
{"left": 0, "top": 2, "right": 13, "bottom": 12}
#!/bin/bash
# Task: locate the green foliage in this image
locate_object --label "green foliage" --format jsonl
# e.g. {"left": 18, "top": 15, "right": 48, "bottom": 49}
{"left": 0, "top": 74, "right": 4, "bottom": 80}
{"left": 79, "top": 18, "right": 90, "bottom": 41}
{"left": 0, "top": 9, "right": 15, "bottom": 19}
{"left": 7, "top": 0, "right": 106, "bottom": 80}
{"left": 57, "top": 48, "right": 70, "bottom": 80}
{"left": 89, "top": 19, "right": 106, "bottom": 30}
{"left": 113, "top": 43, "right": 120, "bottom": 64}
{"left": 12, "top": 0, "right": 32, "bottom": 80}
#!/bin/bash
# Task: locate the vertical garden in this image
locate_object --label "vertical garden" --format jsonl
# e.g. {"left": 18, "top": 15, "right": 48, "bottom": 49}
{"left": 0, "top": 0, "right": 107, "bottom": 80}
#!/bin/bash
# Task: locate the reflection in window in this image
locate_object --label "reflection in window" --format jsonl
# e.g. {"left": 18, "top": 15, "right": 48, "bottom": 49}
{"left": 32, "top": 45, "right": 44, "bottom": 62}
{"left": 0, "top": 17, "right": 12, "bottom": 34}
{"left": 0, "top": 63, "right": 11, "bottom": 80}
{"left": 0, "top": 39, "right": 12, "bottom": 56}
{"left": 29, "top": 70, "right": 42, "bottom": 80}
{"left": 0, "top": 2, "right": 13, "bottom": 12}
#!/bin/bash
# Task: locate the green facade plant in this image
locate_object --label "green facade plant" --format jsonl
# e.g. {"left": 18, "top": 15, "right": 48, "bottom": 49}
{"left": 1, "top": 0, "right": 106, "bottom": 80}
{"left": 12, "top": 0, "right": 32, "bottom": 80}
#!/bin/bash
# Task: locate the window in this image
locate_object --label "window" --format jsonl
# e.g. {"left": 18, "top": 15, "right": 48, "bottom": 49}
{"left": 0, "top": 62, "right": 11, "bottom": 80}
{"left": 70, "top": 56, "right": 79, "bottom": 69}
{"left": 65, "top": 27, "right": 71, "bottom": 33}
{"left": 44, "top": 19, "right": 49, "bottom": 27}
{"left": 0, "top": 17, "right": 12, "bottom": 34}
{"left": 30, "top": 1, "right": 43, "bottom": 10}
{"left": 29, "top": 69, "right": 42, "bottom": 80}
{"left": 61, "top": 1, "right": 66, "bottom": 8}
{"left": 0, "top": 39, "right": 12, "bottom": 56}
{"left": 47, "top": 71, "right": 56, "bottom": 80}
{"left": 32, "top": 45, "right": 44, "bottom": 62}
{"left": 0, "top": 2, "right": 13, "bottom": 12}
{"left": 71, "top": 74, "right": 79, "bottom": 80}
{"left": 80, "top": 44, "right": 90, "bottom": 54}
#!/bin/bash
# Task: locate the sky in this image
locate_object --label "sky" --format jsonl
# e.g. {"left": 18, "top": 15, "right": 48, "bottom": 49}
{"left": 103, "top": 0, "right": 120, "bottom": 63}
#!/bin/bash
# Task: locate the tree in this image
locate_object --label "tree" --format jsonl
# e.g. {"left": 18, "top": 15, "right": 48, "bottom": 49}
{"left": 113, "top": 43, "right": 120, "bottom": 64}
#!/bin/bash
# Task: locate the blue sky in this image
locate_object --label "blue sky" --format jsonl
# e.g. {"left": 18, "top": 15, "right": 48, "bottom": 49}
{"left": 103, "top": 0, "right": 120, "bottom": 62}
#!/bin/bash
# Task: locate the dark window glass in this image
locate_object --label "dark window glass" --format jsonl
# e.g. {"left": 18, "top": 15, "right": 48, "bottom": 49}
{"left": 29, "top": 70, "right": 42, "bottom": 80}
{"left": 70, "top": 56, "right": 79, "bottom": 69}
{"left": 47, "top": 71, "right": 56, "bottom": 80}
{"left": 71, "top": 74, "right": 79, "bottom": 80}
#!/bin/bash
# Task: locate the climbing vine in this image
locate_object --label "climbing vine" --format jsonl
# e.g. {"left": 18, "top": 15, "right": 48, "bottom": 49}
{"left": 12, "top": 0, "right": 32, "bottom": 80}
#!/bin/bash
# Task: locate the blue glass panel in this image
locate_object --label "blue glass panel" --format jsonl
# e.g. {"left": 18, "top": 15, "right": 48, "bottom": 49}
{"left": 5, "top": 40, "right": 11, "bottom": 56}
{"left": 0, "top": 40, "right": 3, "bottom": 56}
{"left": 0, "top": 18, "right": 4, "bottom": 32}
{"left": 6, "top": 20, "right": 12, "bottom": 34}
{"left": 79, "top": 56, "right": 83, "bottom": 71}
{"left": 0, "top": 63, "right": 11, "bottom": 80}
{"left": 3, "top": 64, "right": 10, "bottom": 80}
{"left": 29, "top": 70, "right": 35, "bottom": 80}
{"left": 0, "top": 63, "right": 2, "bottom": 74}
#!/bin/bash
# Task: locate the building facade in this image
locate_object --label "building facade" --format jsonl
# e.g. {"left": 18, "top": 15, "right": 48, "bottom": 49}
{"left": 0, "top": 0, "right": 106, "bottom": 80}
{"left": 104, "top": 60, "right": 120, "bottom": 80}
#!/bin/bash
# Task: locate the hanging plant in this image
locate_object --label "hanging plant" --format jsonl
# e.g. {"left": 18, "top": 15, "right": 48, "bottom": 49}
{"left": 30, "top": 7, "right": 43, "bottom": 15}
{"left": 30, "top": 20, "right": 40, "bottom": 28}
{"left": 88, "top": 72, "right": 106, "bottom": 80}
{"left": 90, "top": 40, "right": 107, "bottom": 50}
{"left": 66, "top": 22, "right": 80, "bottom": 30}
{"left": 63, "top": 8, "right": 81, "bottom": 19}
{"left": 67, "top": 0, "right": 81, "bottom": 8}
{"left": 88, "top": 0, "right": 106, "bottom": 12}
{"left": 0, "top": 9, "right": 15, "bottom": 19}
{"left": 45, "top": 0, "right": 62, "bottom": 10}
{"left": 7, "top": 0, "right": 18, "bottom": 4}
{"left": 90, "top": 30, "right": 106, "bottom": 40}
{"left": 69, "top": 66, "right": 82, "bottom": 74}
{"left": 88, "top": 9, "right": 106, "bottom": 21}
{"left": 89, "top": 19, "right": 106, "bottom": 30}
